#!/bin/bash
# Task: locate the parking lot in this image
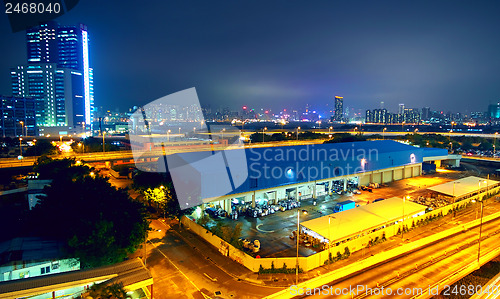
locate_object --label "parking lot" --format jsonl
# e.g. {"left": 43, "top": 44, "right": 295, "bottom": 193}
{"left": 200, "top": 169, "right": 479, "bottom": 258}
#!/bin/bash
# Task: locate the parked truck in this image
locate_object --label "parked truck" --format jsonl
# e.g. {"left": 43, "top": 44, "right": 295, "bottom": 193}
{"left": 333, "top": 200, "right": 356, "bottom": 213}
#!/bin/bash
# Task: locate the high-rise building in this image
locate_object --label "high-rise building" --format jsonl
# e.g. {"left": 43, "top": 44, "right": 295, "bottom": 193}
{"left": 403, "top": 108, "right": 420, "bottom": 124}
{"left": 421, "top": 107, "right": 430, "bottom": 121}
{"left": 488, "top": 103, "right": 500, "bottom": 119}
{"left": 333, "top": 96, "right": 343, "bottom": 122}
{"left": 398, "top": 104, "right": 405, "bottom": 115}
{"left": 11, "top": 64, "right": 84, "bottom": 127}
{"left": 0, "top": 95, "right": 37, "bottom": 137}
{"left": 365, "top": 109, "right": 388, "bottom": 124}
{"left": 12, "top": 21, "right": 93, "bottom": 130}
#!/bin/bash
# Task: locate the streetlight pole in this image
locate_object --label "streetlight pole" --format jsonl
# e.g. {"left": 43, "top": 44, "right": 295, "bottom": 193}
{"left": 478, "top": 199, "right": 484, "bottom": 265}
{"left": 329, "top": 126, "right": 332, "bottom": 135}
{"left": 167, "top": 130, "right": 171, "bottom": 142}
{"left": 296, "top": 127, "right": 300, "bottom": 141}
{"left": 495, "top": 132, "right": 498, "bottom": 157}
{"left": 383, "top": 127, "right": 387, "bottom": 140}
{"left": 19, "top": 121, "right": 24, "bottom": 137}
{"left": 328, "top": 216, "right": 335, "bottom": 262}
{"left": 401, "top": 196, "right": 406, "bottom": 240}
{"left": 262, "top": 127, "right": 267, "bottom": 142}
{"left": 222, "top": 128, "right": 226, "bottom": 140}
{"left": 296, "top": 209, "right": 300, "bottom": 285}
{"left": 19, "top": 137, "right": 22, "bottom": 156}
{"left": 102, "top": 132, "right": 106, "bottom": 153}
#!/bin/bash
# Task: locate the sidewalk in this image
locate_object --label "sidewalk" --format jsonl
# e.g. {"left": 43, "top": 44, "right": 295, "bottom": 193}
{"left": 169, "top": 198, "right": 500, "bottom": 287}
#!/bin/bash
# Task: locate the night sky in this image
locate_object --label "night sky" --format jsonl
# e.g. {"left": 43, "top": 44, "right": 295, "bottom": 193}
{"left": 1, "top": 1, "right": 500, "bottom": 114}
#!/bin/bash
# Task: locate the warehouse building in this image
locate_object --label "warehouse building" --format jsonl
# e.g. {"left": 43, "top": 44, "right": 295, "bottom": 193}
{"left": 161, "top": 140, "right": 460, "bottom": 214}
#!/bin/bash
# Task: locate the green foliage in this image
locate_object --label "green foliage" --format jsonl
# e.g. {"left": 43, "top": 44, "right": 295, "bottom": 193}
{"left": 343, "top": 247, "right": 350, "bottom": 258}
{"left": 30, "top": 173, "right": 150, "bottom": 268}
{"left": 33, "top": 156, "right": 92, "bottom": 180}
{"left": 209, "top": 222, "right": 243, "bottom": 248}
{"left": 196, "top": 214, "right": 210, "bottom": 228}
{"left": 324, "top": 133, "right": 367, "bottom": 144}
{"left": 258, "top": 262, "right": 302, "bottom": 274}
{"left": 132, "top": 171, "right": 164, "bottom": 192}
{"left": 24, "top": 139, "right": 58, "bottom": 156}
{"left": 80, "top": 282, "right": 127, "bottom": 299}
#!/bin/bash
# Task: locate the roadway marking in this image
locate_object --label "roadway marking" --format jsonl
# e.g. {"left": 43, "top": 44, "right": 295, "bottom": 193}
{"left": 204, "top": 273, "right": 218, "bottom": 281}
{"left": 147, "top": 239, "right": 212, "bottom": 299}
{"left": 256, "top": 224, "right": 275, "bottom": 233}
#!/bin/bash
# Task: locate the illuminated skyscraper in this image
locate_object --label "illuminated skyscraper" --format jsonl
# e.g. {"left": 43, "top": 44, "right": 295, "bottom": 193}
{"left": 12, "top": 22, "right": 93, "bottom": 129}
{"left": 333, "top": 96, "right": 344, "bottom": 122}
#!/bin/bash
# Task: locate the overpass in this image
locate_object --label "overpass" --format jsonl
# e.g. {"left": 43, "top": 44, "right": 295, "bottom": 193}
{"left": 0, "top": 139, "right": 327, "bottom": 169}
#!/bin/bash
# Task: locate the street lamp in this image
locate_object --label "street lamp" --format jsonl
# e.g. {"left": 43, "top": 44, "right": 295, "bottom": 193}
{"left": 19, "top": 121, "right": 27, "bottom": 137}
{"left": 296, "top": 209, "right": 307, "bottom": 285}
{"left": 296, "top": 127, "right": 301, "bottom": 140}
{"left": 262, "top": 127, "right": 267, "bottom": 142}
{"left": 167, "top": 130, "right": 171, "bottom": 142}
{"left": 102, "top": 132, "right": 106, "bottom": 153}
{"left": 401, "top": 195, "right": 407, "bottom": 240}
{"left": 328, "top": 216, "right": 336, "bottom": 262}
{"left": 78, "top": 142, "right": 85, "bottom": 154}
{"left": 221, "top": 128, "right": 226, "bottom": 140}
{"left": 329, "top": 126, "right": 333, "bottom": 135}
{"left": 296, "top": 209, "right": 300, "bottom": 285}
{"left": 383, "top": 127, "right": 387, "bottom": 140}
{"left": 19, "top": 137, "right": 22, "bottom": 156}
{"left": 495, "top": 132, "right": 498, "bottom": 157}
{"left": 478, "top": 199, "right": 484, "bottom": 265}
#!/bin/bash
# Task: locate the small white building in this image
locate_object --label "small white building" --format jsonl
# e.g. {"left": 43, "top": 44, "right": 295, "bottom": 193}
{"left": 0, "top": 237, "right": 79, "bottom": 282}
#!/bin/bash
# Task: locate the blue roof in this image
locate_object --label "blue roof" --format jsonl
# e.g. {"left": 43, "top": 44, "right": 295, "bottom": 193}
{"left": 422, "top": 147, "right": 448, "bottom": 157}
{"left": 162, "top": 140, "right": 434, "bottom": 207}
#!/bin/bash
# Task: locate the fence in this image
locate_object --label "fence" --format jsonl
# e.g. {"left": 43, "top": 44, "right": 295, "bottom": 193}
{"left": 181, "top": 185, "right": 500, "bottom": 274}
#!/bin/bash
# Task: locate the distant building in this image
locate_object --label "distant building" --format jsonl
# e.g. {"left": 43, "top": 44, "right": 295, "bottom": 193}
{"left": 333, "top": 96, "right": 344, "bottom": 122}
{"left": 0, "top": 95, "right": 37, "bottom": 137}
{"left": 403, "top": 108, "right": 420, "bottom": 124}
{"left": 398, "top": 104, "right": 405, "bottom": 115}
{"left": 488, "top": 103, "right": 500, "bottom": 119}
{"left": 11, "top": 21, "right": 94, "bottom": 131}
{"left": 365, "top": 109, "right": 388, "bottom": 124}
{"left": 421, "top": 107, "right": 430, "bottom": 121}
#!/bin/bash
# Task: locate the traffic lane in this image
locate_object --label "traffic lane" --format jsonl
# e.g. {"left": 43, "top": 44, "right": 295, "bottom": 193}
{"left": 151, "top": 220, "right": 279, "bottom": 298}
{"left": 144, "top": 221, "right": 204, "bottom": 299}
{"left": 386, "top": 234, "right": 500, "bottom": 299}
{"left": 303, "top": 216, "right": 500, "bottom": 298}
{"left": 158, "top": 230, "right": 279, "bottom": 298}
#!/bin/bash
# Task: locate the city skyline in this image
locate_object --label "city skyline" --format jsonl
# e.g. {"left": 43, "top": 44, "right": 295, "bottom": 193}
{"left": 1, "top": 1, "right": 500, "bottom": 114}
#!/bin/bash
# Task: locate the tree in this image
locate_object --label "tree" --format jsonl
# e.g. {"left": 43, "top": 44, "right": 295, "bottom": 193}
{"left": 143, "top": 187, "right": 170, "bottom": 217}
{"left": 33, "top": 156, "right": 92, "bottom": 179}
{"left": 30, "top": 173, "right": 149, "bottom": 268}
{"left": 80, "top": 282, "right": 127, "bottom": 299}
{"left": 24, "top": 139, "right": 58, "bottom": 156}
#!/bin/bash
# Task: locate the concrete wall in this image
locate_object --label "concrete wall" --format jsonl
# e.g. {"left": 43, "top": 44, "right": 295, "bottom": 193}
{"left": 183, "top": 184, "right": 500, "bottom": 275}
